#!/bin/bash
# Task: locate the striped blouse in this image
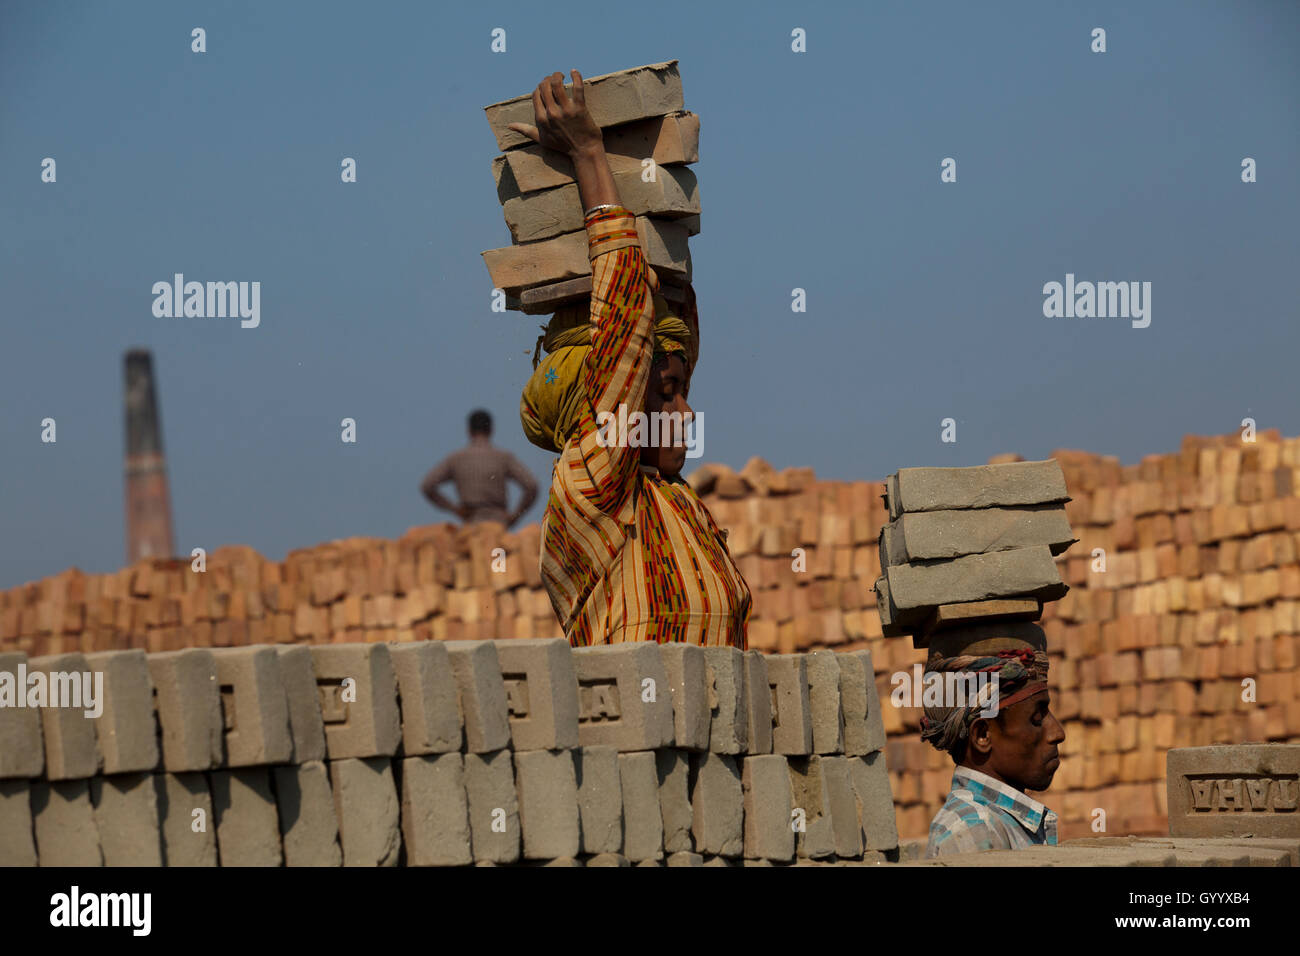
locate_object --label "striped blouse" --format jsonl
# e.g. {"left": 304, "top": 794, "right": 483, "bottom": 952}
{"left": 536, "top": 205, "right": 751, "bottom": 647}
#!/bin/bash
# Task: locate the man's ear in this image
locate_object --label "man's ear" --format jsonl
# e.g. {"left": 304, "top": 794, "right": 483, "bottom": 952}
{"left": 967, "top": 717, "right": 994, "bottom": 757}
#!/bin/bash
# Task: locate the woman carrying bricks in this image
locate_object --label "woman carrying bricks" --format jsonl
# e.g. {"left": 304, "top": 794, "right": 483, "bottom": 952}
{"left": 512, "top": 71, "right": 750, "bottom": 647}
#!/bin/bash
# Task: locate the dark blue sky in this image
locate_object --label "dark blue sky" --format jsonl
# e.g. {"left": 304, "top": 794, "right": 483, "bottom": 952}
{"left": 2, "top": 0, "right": 1297, "bottom": 589}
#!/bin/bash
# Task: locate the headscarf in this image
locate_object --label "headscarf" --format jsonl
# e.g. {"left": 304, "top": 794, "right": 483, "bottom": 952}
{"left": 519, "top": 282, "right": 698, "bottom": 454}
{"left": 919, "top": 646, "right": 1050, "bottom": 754}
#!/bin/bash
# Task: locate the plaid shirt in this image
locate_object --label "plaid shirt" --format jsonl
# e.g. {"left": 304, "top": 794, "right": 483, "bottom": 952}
{"left": 421, "top": 438, "right": 538, "bottom": 525}
{"left": 925, "top": 766, "right": 1058, "bottom": 858}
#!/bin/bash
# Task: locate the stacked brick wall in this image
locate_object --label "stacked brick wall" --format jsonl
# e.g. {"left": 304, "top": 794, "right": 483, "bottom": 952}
{"left": 4, "top": 429, "right": 1300, "bottom": 843}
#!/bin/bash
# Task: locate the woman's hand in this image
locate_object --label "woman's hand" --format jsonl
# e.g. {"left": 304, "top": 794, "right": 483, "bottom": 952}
{"left": 507, "top": 70, "right": 604, "bottom": 157}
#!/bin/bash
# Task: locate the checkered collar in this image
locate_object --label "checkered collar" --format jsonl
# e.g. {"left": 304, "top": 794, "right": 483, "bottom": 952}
{"left": 951, "top": 766, "right": 1054, "bottom": 834}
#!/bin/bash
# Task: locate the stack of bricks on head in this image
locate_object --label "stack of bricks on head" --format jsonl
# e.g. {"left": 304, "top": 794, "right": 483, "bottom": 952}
{"left": 4, "top": 428, "right": 1300, "bottom": 853}
{"left": 0, "top": 639, "right": 899, "bottom": 866}
{"left": 481, "top": 61, "right": 699, "bottom": 314}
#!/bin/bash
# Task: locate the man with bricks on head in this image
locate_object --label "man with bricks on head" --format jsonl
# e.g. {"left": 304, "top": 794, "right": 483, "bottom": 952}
{"left": 510, "top": 71, "right": 751, "bottom": 647}
{"left": 921, "top": 623, "right": 1066, "bottom": 857}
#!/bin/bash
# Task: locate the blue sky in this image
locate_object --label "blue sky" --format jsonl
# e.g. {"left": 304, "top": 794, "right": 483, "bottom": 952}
{"left": 1, "top": 0, "right": 1297, "bottom": 589}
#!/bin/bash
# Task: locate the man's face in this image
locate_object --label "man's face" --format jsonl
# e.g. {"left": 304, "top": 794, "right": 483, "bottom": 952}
{"left": 978, "top": 689, "right": 1065, "bottom": 792}
{"left": 641, "top": 353, "right": 691, "bottom": 477}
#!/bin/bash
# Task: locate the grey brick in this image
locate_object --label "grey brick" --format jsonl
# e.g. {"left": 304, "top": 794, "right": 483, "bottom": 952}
{"left": 890, "top": 505, "right": 1075, "bottom": 562}
{"left": 463, "top": 749, "right": 520, "bottom": 863}
{"left": 401, "top": 753, "right": 472, "bottom": 866}
{"left": 0, "top": 652, "right": 45, "bottom": 778}
{"left": 572, "top": 645, "right": 674, "bottom": 752}
{"left": 210, "top": 768, "right": 283, "bottom": 866}
{"left": 85, "top": 650, "right": 159, "bottom": 775}
{"left": 309, "top": 644, "right": 401, "bottom": 759}
{"left": 742, "top": 651, "right": 773, "bottom": 755}
{"left": 496, "top": 638, "right": 579, "bottom": 751}
{"left": 213, "top": 646, "right": 294, "bottom": 767}
{"left": 29, "top": 653, "right": 101, "bottom": 779}
{"left": 655, "top": 748, "right": 693, "bottom": 853}
{"left": 148, "top": 648, "right": 222, "bottom": 772}
{"left": 0, "top": 781, "right": 36, "bottom": 866}
{"left": 91, "top": 772, "right": 162, "bottom": 866}
{"left": 819, "top": 756, "right": 864, "bottom": 858}
{"left": 586, "top": 852, "right": 630, "bottom": 867}
{"left": 666, "top": 851, "right": 704, "bottom": 866}
{"left": 838, "top": 649, "right": 886, "bottom": 756}
{"left": 689, "top": 752, "right": 743, "bottom": 857}
{"left": 742, "top": 755, "right": 794, "bottom": 861}
{"left": 788, "top": 756, "right": 835, "bottom": 859}
{"left": 805, "top": 651, "right": 845, "bottom": 755}
{"left": 515, "top": 749, "right": 580, "bottom": 860}
{"left": 701, "top": 647, "right": 746, "bottom": 755}
{"left": 885, "top": 545, "right": 1068, "bottom": 610}
{"left": 575, "top": 745, "right": 623, "bottom": 855}
{"left": 31, "top": 779, "right": 102, "bottom": 866}
{"left": 153, "top": 772, "right": 217, "bottom": 866}
{"left": 890, "top": 460, "right": 1069, "bottom": 518}
{"left": 445, "top": 641, "right": 511, "bottom": 753}
{"left": 275, "top": 760, "right": 342, "bottom": 866}
{"left": 388, "top": 641, "right": 463, "bottom": 756}
{"left": 847, "top": 752, "right": 899, "bottom": 852}
{"left": 618, "top": 751, "right": 664, "bottom": 862}
{"left": 659, "top": 644, "right": 710, "bottom": 752}
{"left": 1166, "top": 744, "right": 1300, "bottom": 838}
{"left": 330, "top": 756, "right": 400, "bottom": 867}
{"left": 767, "top": 655, "right": 812, "bottom": 756}
{"left": 276, "top": 645, "right": 328, "bottom": 763}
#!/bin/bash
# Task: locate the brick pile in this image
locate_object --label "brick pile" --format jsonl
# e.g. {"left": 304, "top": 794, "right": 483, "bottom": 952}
{"left": 481, "top": 60, "right": 699, "bottom": 314}
{"left": 0, "top": 640, "right": 897, "bottom": 865}
{"left": 3, "top": 429, "right": 1300, "bottom": 843}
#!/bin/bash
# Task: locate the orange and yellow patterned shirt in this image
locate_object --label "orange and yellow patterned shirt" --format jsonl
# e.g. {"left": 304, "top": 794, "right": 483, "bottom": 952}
{"left": 537, "top": 205, "right": 751, "bottom": 647}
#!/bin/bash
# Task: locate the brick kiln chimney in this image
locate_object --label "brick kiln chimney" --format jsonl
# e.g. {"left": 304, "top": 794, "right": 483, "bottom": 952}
{"left": 123, "top": 349, "right": 175, "bottom": 563}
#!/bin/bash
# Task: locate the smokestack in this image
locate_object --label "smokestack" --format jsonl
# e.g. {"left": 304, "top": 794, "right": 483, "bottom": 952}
{"left": 124, "top": 349, "right": 175, "bottom": 563}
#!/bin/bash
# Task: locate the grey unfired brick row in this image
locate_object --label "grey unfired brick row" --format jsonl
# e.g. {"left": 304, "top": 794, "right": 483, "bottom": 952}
{"left": 0, "top": 652, "right": 45, "bottom": 778}
{"left": 85, "top": 650, "right": 159, "bottom": 774}
{"left": 885, "top": 545, "right": 1068, "bottom": 611}
{"left": 888, "top": 459, "right": 1069, "bottom": 519}
{"left": 148, "top": 648, "right": 222, "bottom": 772}
{"left": 495, "top": 638, "right": 578, "bottom": 751}
{"left": 29, "top": 653, "right": 101, "bottom": 780}
{"left": 212, "top": 646, "right": 294, "bottom": 767}
{"left": 309, "top": 644, "right": 401, "bottom": 759}
{"left": 485, "top": 60, "right": 684, "bottom": 151}
{"left": 387, "top": 641, "right": 462, "bottom": 755}
{"left": 572, "top": 644, "right": 674, "bottom": 751}
{"left": 1166, "top": 744, "right": 1300, "bottom": 838}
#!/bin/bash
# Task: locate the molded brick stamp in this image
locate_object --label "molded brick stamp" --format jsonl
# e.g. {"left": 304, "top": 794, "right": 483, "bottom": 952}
{"left": 515, "top": 749, "right": 580, "bottom": 860}
{"left": 0, "top": 781, "right": 37, "bottom": 866}
{"left": 0, "top": 651, "right": 45, "bottom": 778}
{"left": 658, "top": 644, "right": 711, "bottom": 751}
{"left": 838, "top": 649, "right": 886, "bottom": 756}
{"left": 741, "top": 754, "right": 794, "bottom": 861}
{"left": 148, "top": 649, "right": 222, "bottom": 772}
{"left": 28, "top": 653, "right": 102, "bottom": 780}
{"left": 804, "top": 651, "right": 845, "bottom": 755}
{"left": 330, "top": 756, "right": 400, "bottom": 867}
{"left": 275, "top": 760, "right": 343, "bottom": 866}
{"left": 85, "top": 650, "right": 159, "bottom": 774}
{"left": 387, "top": 641, "right": 462, "bottom": 756}
{"left": 572, "top": 645, "right": 673, "bottom": 751}
{"left": 701, "top": 647, "right": 746, "bottom": 755}
{"left": 212, "top": 646, "right": 294, "bottom": 767}
{"left": 689, "top": 752, "right": 743, "bottom": 857}
{"left": 276, "top": 645, "right": 328, "bottom": 763}
{"left": 655, "top": 749, "right": 693, "bottom": 853}
{"left": 463, "top": 749, "right": 521, "bottom": 863}
{"left": 742, "top": 651, "right": 773, "bottom": 755}
{"left": 309, "top": 644, "right": 401, "bottom": 759}
{"left": 618, "top": 751, "right": 664, "bottom": 862}
{"left": 847, "top": 752, "right": 899, "bottom": 852}
{"left": 153, "top": 772, "right": 217, "bottom": 866}
{"left": 445, "top": 641, "right": 511, "bottom": 753}
{"left": 401, "top": 753, "right": 472, "bottom": 866}
{"left": 766, "top": 655, "right": 813, "bottom": 756}
{"left": 210, "top": 768, "right": 283, "bottom": 866}
{"left": 91, "top": 772, "right": 162, "bottom": 865}
{"left": 31, "top": 779, "right": 102, "bottom": 866}
{"left": 495, "top": 638, "right": 579, "bottom": 751}
{"left": 575, "top": 745, "right": 623, "bottom": 855}
{"left": 1167, "top": 744, "right": 1300, "bottom": 838}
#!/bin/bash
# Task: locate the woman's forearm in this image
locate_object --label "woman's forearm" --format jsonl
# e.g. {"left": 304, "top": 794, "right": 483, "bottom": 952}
{"left": 570, "top": 144, "right": 620, "bottom": 212}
